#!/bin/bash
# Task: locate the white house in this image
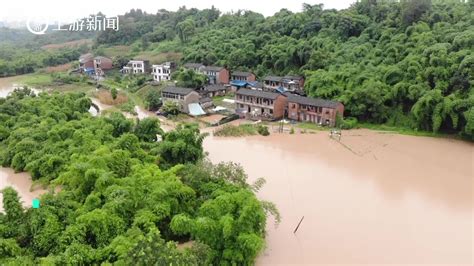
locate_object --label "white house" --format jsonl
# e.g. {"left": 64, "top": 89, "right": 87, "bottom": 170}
{"left": 122, "top": 60, "right": 150, "bottom": 74}
{"left": 152, "top": 62, "right": 176, "bottom": 82}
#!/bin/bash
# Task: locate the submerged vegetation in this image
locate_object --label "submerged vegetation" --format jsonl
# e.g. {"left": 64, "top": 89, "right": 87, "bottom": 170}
{"left": 0, "top": 89, "right": 274, "bottom": 264}
{"left": 214, "top": 124, "right": 270, "bottom": 137}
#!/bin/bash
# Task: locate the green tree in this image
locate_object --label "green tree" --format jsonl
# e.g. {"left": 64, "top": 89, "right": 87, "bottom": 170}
{"left": 134, "top": 117, "right": 163, "bottom": 142}
{"left": 145, "top": 89, "right": 162, "bottom": 110}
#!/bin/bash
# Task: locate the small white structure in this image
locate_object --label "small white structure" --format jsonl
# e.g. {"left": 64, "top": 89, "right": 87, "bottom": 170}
{"left": 152, "top": 62, "right": 175, "bottom": 82}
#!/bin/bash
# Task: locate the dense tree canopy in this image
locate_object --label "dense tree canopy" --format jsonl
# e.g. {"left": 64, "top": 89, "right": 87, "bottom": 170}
{"left": 94, "top": 1, "right": 473, "bottom": 139}
{"left": 0, "top": 90, "right": 270, "bottom": 264}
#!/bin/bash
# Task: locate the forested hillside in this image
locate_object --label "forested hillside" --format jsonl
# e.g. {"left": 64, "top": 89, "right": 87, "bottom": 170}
{"left": 0, "top": 22, "right": 95, "bottom": 77}
{"left": 0, "top": 89, "right": 273, "bottom": 264}
{"left": 95, "top": 0, "right": 474, "bottom": 139}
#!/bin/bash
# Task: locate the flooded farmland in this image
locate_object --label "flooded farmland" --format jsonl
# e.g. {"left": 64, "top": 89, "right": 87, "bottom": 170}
{"left": 203, "top": 130, "right": 473, "bottom": 265}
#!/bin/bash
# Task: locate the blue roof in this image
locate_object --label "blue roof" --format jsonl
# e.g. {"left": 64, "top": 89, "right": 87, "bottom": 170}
{"left": 230, "top": 80, "right": 249, "bottom": 87}
{"left": 276, "top": 86, "right": 287, "bottom": 93}
{"left": 84, "top": 67, "right": 95, "bottom": 74}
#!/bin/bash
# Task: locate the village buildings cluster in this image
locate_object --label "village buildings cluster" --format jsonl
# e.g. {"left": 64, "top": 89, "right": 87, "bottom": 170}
{"left": 78, "top": 54, "right": 344, "bottom": 126}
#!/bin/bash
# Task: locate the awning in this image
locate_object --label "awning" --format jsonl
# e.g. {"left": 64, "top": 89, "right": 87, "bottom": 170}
{"left": 188, "top": 103, "right": 206, "bottom": 116}
{"left": 230, "top": 80, "right": 249, "bottom": 87}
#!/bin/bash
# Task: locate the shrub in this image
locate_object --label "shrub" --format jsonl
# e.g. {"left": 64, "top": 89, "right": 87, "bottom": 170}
{"left": 257, "top": 125, "right": 270, "bottom": 136}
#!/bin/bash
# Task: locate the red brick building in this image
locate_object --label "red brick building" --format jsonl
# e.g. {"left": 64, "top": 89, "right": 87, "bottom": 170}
{"left": 235, "top": 88, "right": 287, "bottom": 120}
{"left": 202, "top": 66, "right": 230, "bottom": 84}
{"left": 231, "top": 71, "right": 256, "bottom": 82}
{"left": 286, "top": 93, "right": 344, "bottom": 127}
{"left": 263, "top": 75, "right": 305, "bottom": 93}
{"left": 79, "top": 53, "right": 94, "bottom": 71}
{"left": 94, "top": 56, "right": 113, "bottom": 75}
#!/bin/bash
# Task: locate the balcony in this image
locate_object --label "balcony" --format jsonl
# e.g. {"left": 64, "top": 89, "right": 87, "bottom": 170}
{"left": 235, "top": 99, "right": 274, "bottom": 109}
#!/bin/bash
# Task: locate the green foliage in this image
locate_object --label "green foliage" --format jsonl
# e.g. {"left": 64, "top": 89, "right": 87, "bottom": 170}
{"left": 161, "top": 101, "right": 180, "bottom": 116}
{"left": 0, "top": 91, "right": 269, "bottom": 264}
{"left": 172, "top": 68, "right": 208, "bottom": 88}
{"left": 145, "top": 89, "right": 162, "bottom": 110}
{"left": 133, "top": 117, "right": 163, "bottom": 142}
{"left": 257, "top": 125, "right": 270, "bottom": 136}
{"left": 158, "top": 124, "right": 207, "bottom": 169}
{"left": 213, "top": 124, "right": 258, "bottom": 137}
{"left": 110, "top": 88, "right": 118, "bottom": 100}
{"left": 0, "top": 43, "right": 87, "bottom": 77}
{"left": 92, "top": 1, "right": 473, "bottom": 138}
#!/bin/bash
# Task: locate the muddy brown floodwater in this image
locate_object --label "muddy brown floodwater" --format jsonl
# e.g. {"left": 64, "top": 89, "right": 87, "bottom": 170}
{"left": 203, "top": 129, "right": 473, "bottom": 265}
{"left": 0, "top": 168, "right": 46, "bottom": 212}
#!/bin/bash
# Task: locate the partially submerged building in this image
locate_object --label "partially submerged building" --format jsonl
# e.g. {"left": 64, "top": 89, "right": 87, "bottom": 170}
{"left": 286, "top": 93, "right": 344, "bottom": 127}
{"left": 235, "top": 88, "right": 287, "bottom": 120}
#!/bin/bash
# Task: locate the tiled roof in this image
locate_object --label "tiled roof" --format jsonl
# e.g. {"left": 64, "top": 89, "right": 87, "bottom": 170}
{"left": 263, "top": 76, "right": 283, "bottom": 82}
{"left": 231, "top": 71, "right": 253, "bottom": 77}
{"left": 203, "top": 85, "right": 228, "bottom": 92}
{"left": 286, "top": 93, "right": 340, "bottom": 108}
{"left": 162, "top": 87, "right": 195, "bottom": 96}
{"left": 283, "top": 75, "right": 304, "bottom": 81}
{"left": 94, "top": 56, "right": 111, "bottom": 61}
{"left": 236, "top": 88, "right": 283, "bottom": 100}
{"left": 202, "top": 66, "right": 225, "bottom": 72}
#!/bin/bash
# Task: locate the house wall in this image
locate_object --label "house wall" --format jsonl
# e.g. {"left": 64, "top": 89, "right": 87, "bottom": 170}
{"left": 235, "top": 94, "right": 287, "bottom": 120}
{"left": 273, "top": 95, "right": 287, "bottom": 119}
{"left": 287, "top": 101, "right": 344, "bottom": 127}
{"left": 81, "top": 60, "right": 94, "bottom": 69}
{"left": 97, "top": 58, "right": 113, "bottom": 70}
{"left": 298, "top": 78, "right": 305, "bottom": 89}
{"left": 247, "top": 73, "right": 256, "bottom": 82}
{"left": 288, "top": 102, "right": 300, "bottom": 120}
{"left": 217, "top": 69, "right": 230, "bottom": 84}
{"left": 183, "top": 92, "right": 200, "bottom": 113}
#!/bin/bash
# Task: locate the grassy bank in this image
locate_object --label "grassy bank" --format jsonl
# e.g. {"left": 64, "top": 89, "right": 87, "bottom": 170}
{"left": 357, "top": 123, "right": 454, "bottom": 138}
{"left": 214, "top": 124, "right": 270, "bottom": 137}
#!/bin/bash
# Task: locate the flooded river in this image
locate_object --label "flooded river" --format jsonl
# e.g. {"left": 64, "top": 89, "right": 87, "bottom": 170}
{"left": 1, "top": 77, "right": 473, "bottom": 264}
{"left": 0, "top": 168, "right": 46, "bottom": 212}
{"left": 204, "top": 130, "right": 473, "bottom": 265}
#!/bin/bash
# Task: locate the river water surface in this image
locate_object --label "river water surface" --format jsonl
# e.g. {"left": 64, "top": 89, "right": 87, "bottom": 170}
{"left": 1, "top": 77, "right": 472, "bottom": 264}
{"left": 204, "top": 129, "right": 473, "bottom": 265}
